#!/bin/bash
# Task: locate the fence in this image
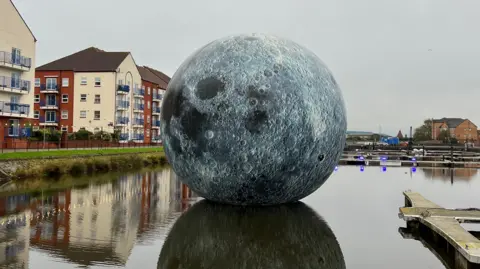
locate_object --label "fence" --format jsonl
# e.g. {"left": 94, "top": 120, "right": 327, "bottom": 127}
{"left": 0, "top": 139, "right": 162, "bottom": 152}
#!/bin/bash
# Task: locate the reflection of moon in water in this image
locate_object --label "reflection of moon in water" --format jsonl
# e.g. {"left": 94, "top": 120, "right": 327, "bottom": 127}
{"left": 158, "top": 200, "right": 346, "bottom": 269}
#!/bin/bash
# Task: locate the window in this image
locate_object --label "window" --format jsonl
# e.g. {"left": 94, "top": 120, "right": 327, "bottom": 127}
{"left": 147, "top": 87, "right": 150, "bottom": 95}
{"left": 34, "top": 94, "right": 40, "bottom": 103}
{"left": 61, "top": 126, "right": 68, "bottom": 132}
{"left": 61, "top": 110, "right": 68, "bottom": 119}
{"left": 146, "top": 131, "right": 150, "bottom": 137}
{"left": 80, "top": 77, "right": 87, "bottom": 85}
{"left": 94, "top": 77, "right": 101, "bottom": 87}
{"left": 94, "top": 94, "right": 100, "bottom": 104}
{"left": 147, "top": 115, "right": 150, "bottom": 123}
{"left": 46, "top": 78, "right": 57, "bottom": 90}
{"left": 62, "top": 94, "right": 68, "bottom": 103}
{"left": 33, "top": 110, "right": 39, "bottom": 119}
{"left": 94, "top": 111, "right": 100, "bottom": 120}
{"left": 33, "top": 126, "right": 39, "bottom": 131}
{"left": 45, "top": 111, "right": 56, "bottom": 122}
{"left": 80, "top": 94, "right": 87, "bottom": 102}
{"left": 62, "top": 78, "right": 69, "bottom": 87}
{"left": 147, "top": 101, "right": 150, "bottom": 109}
{"left": 11, "top": 73, "right": 20, "bottom": 88}
{"left": 34, "top": 78, "right": 40, "bottom": 87}
{"left": 80, "top": 111, "right": 86, "bottom": 118}
{"left": 118, "top": 79, "right": 123, "bottom": 85}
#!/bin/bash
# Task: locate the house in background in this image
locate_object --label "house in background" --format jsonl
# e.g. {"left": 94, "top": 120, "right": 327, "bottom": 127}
{"left": 0, "top": 0, "right": 36, "bottom": 140}
{"left": 432, "top": 117, "right": 478, "bottom": 143}
{"left": 34, "top": 47, "right": 170, "bottom": 142}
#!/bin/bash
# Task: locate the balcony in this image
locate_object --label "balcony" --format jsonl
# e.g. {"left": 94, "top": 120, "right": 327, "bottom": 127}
{"left": 152, "top": 93, "right": 162, "bottom": 102}
{"left": 152, "top": 120, "right": 160, "bottom": 129}
{"left": 39, "top": 84, "right": 59, "bottom": 94}
{"left": 0, "top": 51, "right": 32, "bottom": 71}
{"left": 115, "top": 117, "right": 129, "bottom": 126}
{"left": 0, "top": 76, "right": 30, "bottom": 94}
{"left": 132, "top": 118, "right": 144, "bottom": 127}
{"left": 133, "top": 103, "right": 144, "bottom": 112}
{"left": 0, "top": 101, "right": 30, "bottom": 117}
{"left": 133, "top": 88, "right": 145, "bottom": 98}
{"left": 152, "top": 136, "right": 162, "bottom": 143}
{"left": 39, "top": 100, "right": 59, "bottom": 109}
{"left": 39, "top": 116, "right": 58, "bottom": 126}
{"left": 117, "top": 85, "right": 130, "bottom": 94}
{"left": 119, "top": 133, "right": 129, "bottom": 141}
{"left": 116, "top": 100, "right": 129, "bottom": 111}
{"left": 152, "top": 106, "right": 161, "bottom": 115}
{"left": 132, "top": 134, "right": 144, "bottom": 141}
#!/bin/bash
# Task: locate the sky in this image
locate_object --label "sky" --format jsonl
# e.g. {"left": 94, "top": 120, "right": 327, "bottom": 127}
{"left": 13, "top": 0, "right": 480, "bottom": 136}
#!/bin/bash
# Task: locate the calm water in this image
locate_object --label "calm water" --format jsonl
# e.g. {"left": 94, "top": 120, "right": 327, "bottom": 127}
{"left": 0, "top": 166, "right": 479, "bottom": 268}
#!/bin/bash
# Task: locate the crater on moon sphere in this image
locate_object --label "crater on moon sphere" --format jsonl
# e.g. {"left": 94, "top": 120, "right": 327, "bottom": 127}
{"left": 160, "top": 33, "right": 347, "bottom": 205}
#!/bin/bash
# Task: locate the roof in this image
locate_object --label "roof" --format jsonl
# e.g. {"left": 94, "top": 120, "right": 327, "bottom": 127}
{"left": 143, "top": 66, "right": 170, "bottom": 89}
{"left": 433, "top": 118, "right": 466, "bottom": 128}
{"left": 9, "top": 0, "right": 36, "bottom": 42}
{"left": 137, "top": 65, "right": 166, "bottom": 86}
{"left": 36, "top": 47, "right": 129, "bottom": 72}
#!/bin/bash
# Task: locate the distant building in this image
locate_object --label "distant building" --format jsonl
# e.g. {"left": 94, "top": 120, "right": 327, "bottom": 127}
{"left": 0, "top": 0, "right": 36, "bottom": 139}
{"left": 396, "top": 130, "right": 404, "bottom": 139}
{"left": 431, "top": 118, "right": 478, "bottom": 143}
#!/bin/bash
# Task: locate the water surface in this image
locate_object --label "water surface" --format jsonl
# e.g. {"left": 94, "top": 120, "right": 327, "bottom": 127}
{"left": 0, "top": 166, "right": 479, "bottom": 268}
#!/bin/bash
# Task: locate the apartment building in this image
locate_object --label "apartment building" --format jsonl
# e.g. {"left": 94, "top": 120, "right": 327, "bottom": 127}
{"left": 35, "top": 47, "right": 155, "bottom": 141}
{"left": 432, "top": 117, "right": 478, "bottom": 143}
{"left": 137, "top": 65, "right": 169, "bottom": 143}
{"left": 0, "top": 0, "right": 36, "bottom": 139}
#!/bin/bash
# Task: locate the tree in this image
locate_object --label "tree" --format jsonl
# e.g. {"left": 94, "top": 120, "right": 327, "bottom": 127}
{"left": 413, "top": 119, "right": 432, "bottom": 141}
{"left": 437, "top": 129, "right": 450, "bottom": 143}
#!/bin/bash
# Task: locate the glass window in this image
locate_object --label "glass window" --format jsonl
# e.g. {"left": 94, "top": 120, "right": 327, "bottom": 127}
{"left": 46, "top": 78, "right": 57, "bottom": 90}
{"left": 34, "top": 78, "right": 40, "bottom": 87}
{"left": 34, "top": 94, "right": 40, "bottom": 103}
{"left": 80, "top": 94, "right": 87, "bottom": 102}
{"left": 95, "top": 77, "right": 101, "bottom": 87}
{"left": 94, "top": 111, "right": 100, "bottom": 120}
{"left": 62, "top": 78, "right": 69, "bottom": 87}
{"left": 80, "top": 111, "right": 86, "bottom": 118}
{"left": 94, "top": 94, "right": 100, "bottom": 104}
{"left": 61, "top": 110, "right": 68, "bottom": 119}
{"left": 33, "top": 110, "right": 39, "bottom": 119}
{"left": 80, "top": 77, "right": 87, "bottom": 85}
{"left": 62, "top": 94, "right": 68, "bottom": 103}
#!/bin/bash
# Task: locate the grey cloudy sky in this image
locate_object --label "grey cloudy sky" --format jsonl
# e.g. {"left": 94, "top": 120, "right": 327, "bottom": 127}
{"left": 13, "top": 0, "right": 480, "bottom": 136}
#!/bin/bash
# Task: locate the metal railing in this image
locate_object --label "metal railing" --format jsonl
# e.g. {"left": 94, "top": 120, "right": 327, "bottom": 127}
{"left": 0, "top": 51, "right": 32, "bottom": 68}
{"left": 152, "top": 106, "right": 161, "bottom": 113}
{"left": 40, "top": 100, "right": 58, "bottom": 107}
{"left": 117, "top": 85, "right": 130, "bottom": 93}
{"left": 133, "top": 88, "right": 145, "bottom": 96}
{"left": 0, "top": 76, "right": 30, "bottom": 93}
{"left": 5, "top": 127, "right": 32, "bottom": 137}
{"left": 152, "top": 120, "right": 160, "bottom": 127}
{"left": 116, "top": 100, "right": 130, "bottom": 109}
{"left": 132, "top": 134, "right": 144, "bottom": 140}
{"left": 39, "top": 116, "right": 58, "bottom": 123}
{"left": 116, "top": 117, "right": 129, "bottom": 125}
{"left": 40, "top": 84, "right": 59, "bottom": 92}
{"left": 0, "top": 101, "right": 30, "bottom": 115}
{"left": 119, "top": 133, "right": 129, "bottom": 141}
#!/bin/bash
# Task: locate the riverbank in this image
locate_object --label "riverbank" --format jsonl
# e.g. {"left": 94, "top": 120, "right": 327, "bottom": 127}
{"left": 0, "top": 148, "right": 168, "bottom": 181}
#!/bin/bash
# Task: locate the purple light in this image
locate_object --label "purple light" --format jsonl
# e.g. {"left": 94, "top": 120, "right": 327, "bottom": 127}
{"left": 411, "top": 157, "right": 416, "bottom": 162}
{"left": 334, "top": 166, "right": 338, "bottom": 171}
{"left": 380, "top": 156, "right": 387, "bottom": 161}
{"left": 411, "top": 167, "right": 416, "bottom": 173}
{"left": 382, "top": 166, "right": 387, "bottom": 172}
{"left": 359, "top": 156, "right": 364, "bottom": 161}
{"left": 360, "top": 166, "right": 365, "bottom": 172}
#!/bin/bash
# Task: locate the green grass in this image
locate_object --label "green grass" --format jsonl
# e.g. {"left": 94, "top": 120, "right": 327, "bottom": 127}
{"left": 0, "top": 147, "right": 163, "bottom": 160}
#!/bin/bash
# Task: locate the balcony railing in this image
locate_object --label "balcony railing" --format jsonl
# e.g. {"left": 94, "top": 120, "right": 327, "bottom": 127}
{"left": 152, "top": 120, "right": 160, "bottom": 127}
{"left": 117, "top": 85, "right": 130, "bottom": 93}
{"left": 0, "top": 76, "right": 30, "bottom": 93}
{"left": 40, "top": 100, "right": 58, "bottom": 108}
{"left": 132, "top": 134, "right": 144, "bottom": 140}
{"left": 0, "top": 51, "right": 32, "bottom": 69}
{"left": 116, "top": 100, "right": 130, "bottom": 109}
{"left": 152, "top": 106, "right": 161, "bottom": 114}
{"left": 152, "top": 93, "right": 163, "bottom": 101}
{"left": 133, "top": 88, "right": 145, "bottom": 97}
{"left": 0, "top": 101, "right": 30, "bottom": 116}
{"left": 40, "top": 84, "right": 59, "bottom": 93}
{"left": 119, "top": 133, "right": 129, "bottom": 141}
{"left": 39, "top": 116, "right": 58, "bottom": 124}
{"left": 116, "top": 117, "right": 129, "bottom": 125}
{"left": 133, "top": 103, "right": 144, "bottom": 111}
{"left": 132, "top": 118, "right": 144, "bottom": 126}
{"left": 5, "top": 127, "right": 32, "bottom": 137}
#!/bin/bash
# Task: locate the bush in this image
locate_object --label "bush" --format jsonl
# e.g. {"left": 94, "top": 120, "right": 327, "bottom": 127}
{"left": 69, "top": 162, "right": 86, "bottom": 176}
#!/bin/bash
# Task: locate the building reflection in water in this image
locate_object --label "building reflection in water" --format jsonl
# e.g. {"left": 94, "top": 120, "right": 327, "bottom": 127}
{"left": 421, "top": 168, "right": 477, "bottom": 183}
{"left": 158, "top": 200, "right": 346, "bottom": 269}
{"left": 0, "top": 168, "right": 195, "bottom": 268}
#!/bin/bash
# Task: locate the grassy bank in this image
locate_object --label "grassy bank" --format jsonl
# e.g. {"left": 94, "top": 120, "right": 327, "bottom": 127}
{"left": 12, "top": 152, "right": 168, "bottom": 180}
{"left": 0, "top": 147, "right": 162, "bottom": 160}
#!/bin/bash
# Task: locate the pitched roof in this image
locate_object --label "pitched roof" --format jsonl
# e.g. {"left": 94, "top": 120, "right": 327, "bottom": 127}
{"left": 9, "top": 0, "right": 36, "bottom": 42}
{"left": 36, "top": 47, "right": 129, "bottom": 72}
{"left": 143, "top": 66, "right": 170, "bottom": 89}
{"left": 137, "top": 65, "right": 165, "bottom": 86}
{"left": 433, "top": 118, "right": 466, "bottom": 128}
{"left": 396, "top": 130, "right": 403, "bottom": 138}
